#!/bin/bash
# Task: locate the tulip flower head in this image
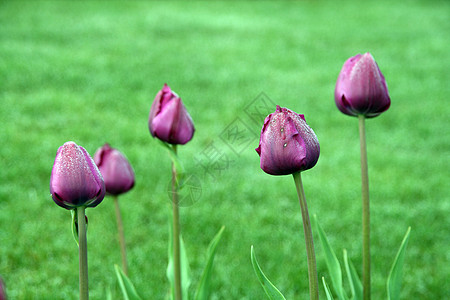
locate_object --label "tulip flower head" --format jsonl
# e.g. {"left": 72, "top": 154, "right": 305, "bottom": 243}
{"left": 94, "top": 144, "right": 135, "bottom": 196}
{"left": 334, "top": 52, "right": 390, "bottom": 118}
{"left": 148, "top": 83, "right": 195, "bottom": 145}
{"left": 50, "top": 141, "right": 105, "bottom": 210}
{"left": 256, "top": 106, "right": 320, "bottom": 175}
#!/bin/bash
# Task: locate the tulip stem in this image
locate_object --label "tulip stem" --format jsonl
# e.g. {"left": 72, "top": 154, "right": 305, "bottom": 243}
{"left": 77, "top": 206, "right": 89, "bottom": 300}
{"left": 171, "top": 145, "right": 182, "bottom": 300}
{"left": 359, "top": 115, "right": 371, "bottom": 300}
{"left": 293, "top": 172, "right": 319, "bottom": 300}
{"left": 114, "top": 195, "right": 128, "bottom": 276}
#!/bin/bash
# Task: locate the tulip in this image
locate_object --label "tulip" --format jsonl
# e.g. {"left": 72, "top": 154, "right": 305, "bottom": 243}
{"left": 50, "top": 142, "right": 101, "bottom": 299}
{"left": 0, "top": 276, "right": 6, "bottom": 300}
{"left": 254, "top": 106, "right": 320, "bottom": 299}
{"left": 94, "top": 144, "right": 135, "bottom": 196}
{"left": 255, "top": 105, "right": 320, "bottom": 175}
{"left": 50, "top": 141, "right": 105, "bottom": 210}
{"left": 334, "top": 52, "right": 390, "bottom": 118}
{"left": 94, "top": 143, "right": 134, "bottom": 275}
{"left": 148, "top": 83, "right": 195, "bottom": 145}
{"left": 335, "top": 52, "right": 391, "bottom": 300}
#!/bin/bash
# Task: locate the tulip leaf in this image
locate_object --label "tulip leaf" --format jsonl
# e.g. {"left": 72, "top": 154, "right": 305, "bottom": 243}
{"left": 166, "top": 220, "right": 191, "bottom": 300}
{"left": 343, "top": 250, "right": 362, "bottom": 300}
{"left": 194, "top": 226, "right": 225, "bottom": 300}
{"left": 71, "top": 209, "right": 88, "bottom": 247}
{"left": 250, "top": 246, "right": 287, "bottom": 300}
{"left": 114, "top": 264, "right": 143, "bottom": 300}
{"left": 106, "top": 287, "right": 113, "bottom": 300}
{"left": 313, "top": 215, "right": 348, "bottom": 300}
{"left": 71, "top": 210, "right": 79, "bottom": 246}
{"left": 322, "top": 277, "right": 335, "bottom": 300}
{"left": 387, "top": 227, "right": 411, "bottom": 300}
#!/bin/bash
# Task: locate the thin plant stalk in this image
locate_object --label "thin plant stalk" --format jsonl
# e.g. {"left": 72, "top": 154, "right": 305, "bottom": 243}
{"left": 293, "top": 172, "right": 319, "bottom": 300}
{"left": 114, "top": 195, "right": 128, "bottom": 275}
{"left": 77, "top": 206, "right": 89, "bottom": 300}
{"left": 171, "top": 145, "right": 182, "bottom": 300}
{"left": 358, "top": 115, "right": 371, "bottom": 300}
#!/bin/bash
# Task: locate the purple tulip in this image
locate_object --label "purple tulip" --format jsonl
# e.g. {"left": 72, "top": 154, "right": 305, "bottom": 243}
{"left": 334, "top": 52, "right": 390, "bottom": 118}
{"left": 256, "top": 106, "right": 320, "bottom": 175}
{"left": 94, "top": 144, "right": 135, "bottom": 196}
{"left": 50, "top": 141, "right": 105, "bottom": 210}
{"left": 148, "top": 83, "right": 195, "bottom": 145}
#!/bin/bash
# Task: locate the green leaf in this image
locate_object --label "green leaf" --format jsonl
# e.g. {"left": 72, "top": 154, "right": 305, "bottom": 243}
{"left": 114, "top": 264, "right": 143, "bottom": 300}
{"left": 313, "top": 215, "right": 348, "bottom": 300}
{"left": 71, "top": 210, "right": 79, "bottom": 246}
{"left": 250, "top": 246, "right": 287, "bottom": 300}
{"left": 106, "top": 287, "right": 113, "bottom": 300}
{"left": 194, "top": 226, "right": 225, "bottom": 300}
{"left": 322, "top": 277, "right": 335, "bottom": 300}
{"left": 343, "top": 250, "right": 362, "bottom": 300}
{"left": 387, "top": 227, "right": 411, "bottom": 300}
{"left": 166, "top": 220, "right": 191, "bottom": 300}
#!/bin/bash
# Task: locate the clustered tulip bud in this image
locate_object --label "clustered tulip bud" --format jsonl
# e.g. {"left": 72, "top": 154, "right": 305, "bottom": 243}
{"left": 50, "top": 141, "right": 105, "bottom": 210}
{"left": 148, "top": 83, "right": 195, "bottom": 145}
{"left": 334, "top": 52, "right": 390, "bottom": 118}
{"left": 94, "top": 144, "right": 135, "bottom": 196}
{"left": 256, "top": 106, "right": 320, "bottom": 175}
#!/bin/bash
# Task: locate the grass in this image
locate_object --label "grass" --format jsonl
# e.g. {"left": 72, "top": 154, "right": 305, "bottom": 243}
{"left": 0, "top": 0, "right": 449, "bottom": 299}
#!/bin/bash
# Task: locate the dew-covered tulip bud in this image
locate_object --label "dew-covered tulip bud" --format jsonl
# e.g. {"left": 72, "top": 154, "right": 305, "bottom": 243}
{"left": 256, "top": 106, "right": 320, "bottom": 175}
{"left": 94, "top": 144, "right": 135, "bottom": 196}
{"left": 334, "top": 52, "right": 390, "bottom": 118}
{"left": 50, "top": 141, "right": 105, "bottom": 209}
{"left": 148, "top": 83, "right": 195, "bottom": 145}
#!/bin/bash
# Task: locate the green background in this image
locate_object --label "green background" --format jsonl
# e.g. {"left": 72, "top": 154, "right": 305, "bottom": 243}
{"left": 0, "top": 0, "right": 448, "bottom": 299}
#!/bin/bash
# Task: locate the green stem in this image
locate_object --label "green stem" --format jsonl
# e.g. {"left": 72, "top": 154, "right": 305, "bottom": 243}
{"left": 77, "top": 206, "right": 89, "bottom": 300}
{"left": 114, "top": 195, "right": 128, "bottom": 276}
{"left": 171, "top": 145, "right": 182, "bottom": 300}
{"left": 359, "top": 115, "right": 371, "bottom": 300}
{"left": 293, "top": 172, "right": 319, "bottom": 300}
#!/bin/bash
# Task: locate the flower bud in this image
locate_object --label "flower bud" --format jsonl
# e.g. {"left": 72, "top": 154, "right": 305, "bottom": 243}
{"left": 148, "top": 83, "right": 195, "bottom": 145}
{"left": 94, "top": 144, "right": 135, "bottom": 195}
{"left": 334, "top": 52, "right": 390, "bottom": 118}
{"left": 256, "top": 106, "right": 320, "bottom": 175}
{"left": 50, "top": 141, "right": 105, "bottom": 209}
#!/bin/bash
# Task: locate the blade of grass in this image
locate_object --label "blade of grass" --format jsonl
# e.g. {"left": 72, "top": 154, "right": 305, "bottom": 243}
{"left": 343, "top": 249, "right": 362, "bottom": 300}
{"left": 114, "top": 264, "right": 142, "bottom": 300}
{"left": 194, "top": 226, "right": 225, "bottom": 300}
{"left": 322, "top": 277, "right": 335, "bottom": 300}
{"left": 387, "top": 227, "right": 411, "bottom": 300}
{"left": 250, "top": 246, "right": 286, "bottom": 300}
{"left": 313, "top": 215, "right": 348, "bottom": 300}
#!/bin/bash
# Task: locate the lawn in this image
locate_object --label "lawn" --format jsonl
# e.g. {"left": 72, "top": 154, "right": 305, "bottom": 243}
{"left": 0, "top": 0, "right": 449, "bottom": 299}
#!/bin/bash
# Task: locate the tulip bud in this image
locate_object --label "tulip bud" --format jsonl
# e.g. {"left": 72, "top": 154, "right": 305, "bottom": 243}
{"left": 256, "top": 106, "right": 320, "bottom": 175}
{"left": 334, "top": 52, "right": 390, "bottom": 118}
{"left": 148, "top": 83, "right": 195, "bottom": 145}
{"left": 50, "top": 141, "right": 105, "bottom": 209}
{"left": 94, "top": 144, "right": 135, "bottom": 195}
{"left": 0, "top": 276, "right": 6, "bottom": 300}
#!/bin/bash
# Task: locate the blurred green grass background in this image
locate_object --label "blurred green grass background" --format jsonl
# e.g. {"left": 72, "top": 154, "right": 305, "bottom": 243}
{"left": 0, "top": 0, "right": 449, "bottom": 299}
